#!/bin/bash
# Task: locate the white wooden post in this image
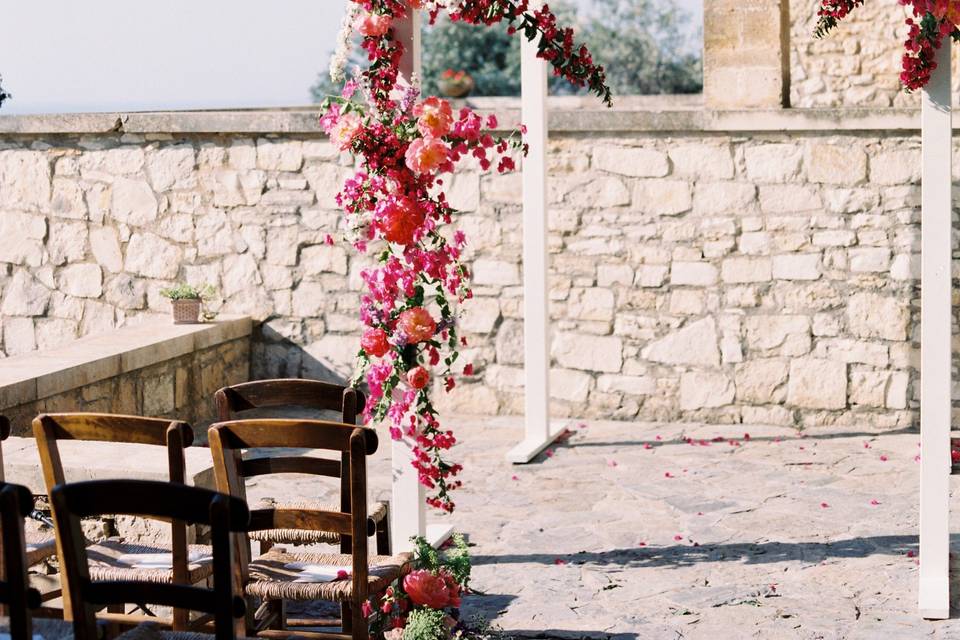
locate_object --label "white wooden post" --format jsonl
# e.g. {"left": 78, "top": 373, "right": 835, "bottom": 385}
{"left": 506, "top": 0, "right": 565, "bottom": 464}
{"left": 919, "top": 38, "right": 952, "bottom": 620}
{"left": 391, "top": 9, "right": 452, "bottom": 552}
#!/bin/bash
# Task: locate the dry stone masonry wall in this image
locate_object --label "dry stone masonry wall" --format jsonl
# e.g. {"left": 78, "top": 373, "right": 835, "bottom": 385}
{"left": 0, "top": 117, "right": 936, "bottom": 430}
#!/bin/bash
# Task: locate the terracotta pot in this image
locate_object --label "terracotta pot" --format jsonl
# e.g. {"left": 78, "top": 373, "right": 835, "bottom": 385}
{"left": 171, "top": 298, "right": 202, "bottom": 324}
{"left": 438, "top": 73, "right": 474, "bottom": 98}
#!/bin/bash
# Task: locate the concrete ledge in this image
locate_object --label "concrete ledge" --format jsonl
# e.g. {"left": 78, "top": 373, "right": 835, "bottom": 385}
{"left": 0, "top": 105, "right": 936, "bottom": 135}
{"left": 0, "top": 315, "right": 252, "bottom": 407}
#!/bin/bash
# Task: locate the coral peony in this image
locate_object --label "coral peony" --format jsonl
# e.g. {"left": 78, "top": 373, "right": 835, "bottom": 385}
{"left": 379, "top": 196, "right": 425, "bottom": 246}
{"left": 403, "top": 569, "right": 456, "bottom": 609}
{"left": 414, "top": 97, "right": 454, "bottom": 138}
{"left": 329, "top": 112, "right": 362, "bottom": 151}
{"left": 361, "top": 328, "right": 391, "bottom": 357}
{"left": 356, "top": 12, "right": 392, "bottom": 37}
{"left": 397, "top": 307, "right": 436, "bottom": 343}
{"left": 408, "top": 366, "right": 430, "bottom": 389}
{"left": 405, "top": 137, "right": 450, "bottom": 174}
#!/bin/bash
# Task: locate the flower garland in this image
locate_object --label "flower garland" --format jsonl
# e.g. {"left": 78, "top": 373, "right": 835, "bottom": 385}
{"left": 816, "top": 0, "right": 960, "bottom": 90}
{"left": 365, "top": 534, "right": 474, "bottom": 638}
{"left": 321, "top": 0, "right": 611, "bottom": 512}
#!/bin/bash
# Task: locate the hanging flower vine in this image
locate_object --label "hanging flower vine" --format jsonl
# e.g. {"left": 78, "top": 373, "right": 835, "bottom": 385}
{"left": 816, "top": 0, "right": 960, "bottom": 90}
{"left": 320, "top": 0, "right": 611, "bottom": 512}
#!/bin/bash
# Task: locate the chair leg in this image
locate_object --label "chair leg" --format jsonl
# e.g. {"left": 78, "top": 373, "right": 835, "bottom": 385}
{"left": 341, "top": 602, "right": 353, "bottom": 633}
{"left": 376, "top": 504, "right": 391, "bottom": 556}
{"left": 350, "top": 600, "right": 368, "bottom": 640}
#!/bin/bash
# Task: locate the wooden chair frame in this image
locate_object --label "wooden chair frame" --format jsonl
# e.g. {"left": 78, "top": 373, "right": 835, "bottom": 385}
{"left": 0, "top": 481, "right": 42, "bottom": 640}
{"left": 214, "top": 379, "right": 389, "bottom": 556}
{"left": 209, "top": 419, "right": 379, "bottom": 639}
{"left": 50, "top": 479, "right": 249, "bottom": 640}
{"left": 32, "top": 413, "right": 195, "bottom": 627}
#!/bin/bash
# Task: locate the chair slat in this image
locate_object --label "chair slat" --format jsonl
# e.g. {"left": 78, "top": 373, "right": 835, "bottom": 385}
{"left": 216, "top": 379, "right": 365, "bottom": 416}
{"left": 248, "top": 508, "right": 354, "bottom": 536}
{"left": 240, "top": 456, "right": 341, "bottom": 479}
{"left": 209, "top": 419, "right": 378, "bottom": 454}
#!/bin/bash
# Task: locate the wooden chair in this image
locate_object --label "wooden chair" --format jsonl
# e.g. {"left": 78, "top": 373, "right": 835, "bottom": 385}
{"left": 33, "top": 413, "right": 212, "bottom": 629}
{"left": 50, "top": 479, "right": 249, "bottom": 640}
{"left": 208, "top": 419, "right": 412, "bottom": 639}
{"left": 0, "top": 416, "right": 57, "bottom": 569}
{"left": 214, "top": 379, "right": 391, "bottom": 555}
{"left": 0, "top": 482, "right": 42, "bottom": 640}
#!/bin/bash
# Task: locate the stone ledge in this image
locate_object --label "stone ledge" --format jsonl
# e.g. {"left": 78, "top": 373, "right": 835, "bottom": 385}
{"left": 0, "top": 106, "right": 934, "bottom": 135}
{"left": 0, "top": 315, "right": 252, "bottom": 408}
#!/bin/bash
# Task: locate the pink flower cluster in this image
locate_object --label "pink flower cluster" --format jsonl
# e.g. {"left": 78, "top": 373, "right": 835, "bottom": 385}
{"left": 816, "top": 0, "right": 960, "bottom": 91}
{"left": 320, "top": 0, "right": 611, "bottom": 512}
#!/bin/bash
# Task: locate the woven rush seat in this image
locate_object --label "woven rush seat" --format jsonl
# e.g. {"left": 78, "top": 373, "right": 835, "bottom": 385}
{"left": 24, "top": 530, "right": 56, "bottom": 565}
{"left": 246, "top": 550, "right": 412, "bottom": 602}
{"left": 86, "top": 539, "right": 215, "bottom": 584}
{"left": 248, "top": 498, "right": 389, "bottom": 545}
{"left": 117, "top": 623, "right": 215, "bottom": 640}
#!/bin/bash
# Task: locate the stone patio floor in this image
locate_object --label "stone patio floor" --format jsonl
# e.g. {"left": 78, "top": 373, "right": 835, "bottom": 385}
{"left": 246, "top": 416, "right": 960, "bottom": 639}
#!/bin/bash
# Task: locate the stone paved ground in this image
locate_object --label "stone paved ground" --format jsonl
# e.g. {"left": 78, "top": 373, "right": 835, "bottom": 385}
{"left": 245, "top": 416, "right": 960, "bottom": 639}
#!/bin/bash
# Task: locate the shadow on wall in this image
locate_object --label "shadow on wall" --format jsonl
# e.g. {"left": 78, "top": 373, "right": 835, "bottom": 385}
{"left": 252, "top": 322, "right": 354, "bottom": 388}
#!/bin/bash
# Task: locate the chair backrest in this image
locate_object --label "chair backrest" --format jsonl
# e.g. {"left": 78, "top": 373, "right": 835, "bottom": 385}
{"left": 214, "top": 378, "right": 365, "bottom": 424}
{"left": 0, "top": 415, "right": 11, "bottom": 482}
{"left": 213, "top": 379, "right": 366, "bottom": 545}
{"left": 51, "top": 480, "right": 248, "bottom": 640}
{"left": 0, "top": 482, "right": 41, "bottom": 640}
{"left": 32, "top": 413, "right": 194, "bottom": 619}
{"left": 208, "top": 419, "right": 376, "bottom": 599}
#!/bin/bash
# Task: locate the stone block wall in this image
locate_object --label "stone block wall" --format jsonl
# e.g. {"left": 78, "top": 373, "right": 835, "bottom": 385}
{"left": 0, "top": 320, "right": 250, "bottom": 436}
{"left": 0, "top": 111, "right": 937, "bottom": 430}
{"left": 789, "top": 0, "right": 960, "bottom": 107}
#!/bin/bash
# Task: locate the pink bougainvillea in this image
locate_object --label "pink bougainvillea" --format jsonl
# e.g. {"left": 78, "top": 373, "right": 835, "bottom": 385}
{"left": 322, "top": 0, "right": 611, "bottom": 512}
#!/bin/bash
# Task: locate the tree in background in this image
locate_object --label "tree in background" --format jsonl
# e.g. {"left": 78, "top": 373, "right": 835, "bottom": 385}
{"left": 0, "top": 75, "right": 10, "bottom": 109}
{"left": 311, "top": 0, "right": 701, "bottom": 101}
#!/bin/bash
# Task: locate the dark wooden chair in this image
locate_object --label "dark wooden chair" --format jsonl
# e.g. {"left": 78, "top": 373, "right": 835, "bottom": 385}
{"left": 50, "top": 479, "right": 249, "bottom": 640}
{"left": 0, "top": 482, "right": 42, "bottom": 639}
{"left": 214, "top": 379, "right": 390, "bottom": 555}
{"left": 33, "top": 413, "right": 212, "bottom": 629}
{"left": 209, "top": 419, "right": 412, "bottom": 639}
{"left": 0, "top": 416, "right": 57, "bottom": 569}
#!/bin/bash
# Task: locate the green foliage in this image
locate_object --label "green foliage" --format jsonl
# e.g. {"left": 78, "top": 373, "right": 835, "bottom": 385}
{"left": 310, "top": 0, "right": 702, "bottom": 101}
{"left": 159, "top": 282, "right": 215, "bottom": 301}
{"left": 403, "top": 608, "right": 449, "bottom": 640}
{"left": 411, "top": 532, "right": 472, "bottom": 589}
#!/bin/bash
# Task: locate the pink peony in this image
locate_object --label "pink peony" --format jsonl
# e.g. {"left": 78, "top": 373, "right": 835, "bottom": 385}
{"left": 397, "top": 307, "right": 436, "bottom": 344}
{"left": 361, "top": 328, "right": 391, "bottom": 357}
{"left": 403, "top": 569, "right": 460, "bottom": 609}
{"left": 407, "top": 366, "right": 430, "bottom": 389}
{"left": 414, "top": 97, "right": 454, "bottom": 138}
{"left": 405, "top": 137, "right": 450, "bottom": 174}
{"left": 356, "top": 12, "right": 392, "bottom": 37}
{"left": 329, "top": 112, "right": 362, "bottom": 151}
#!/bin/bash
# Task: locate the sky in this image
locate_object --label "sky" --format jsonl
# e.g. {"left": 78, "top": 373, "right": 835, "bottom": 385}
{"left": 0, "top": 0, "right": 703, "bottom": 115}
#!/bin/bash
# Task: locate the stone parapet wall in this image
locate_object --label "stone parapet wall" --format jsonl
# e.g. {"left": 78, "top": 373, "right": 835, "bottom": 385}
{"left": 0, "top": 110, "right": 941, "bottom": 430}
{"left": 0, "top": 317, "right": 251, "bottom": 436}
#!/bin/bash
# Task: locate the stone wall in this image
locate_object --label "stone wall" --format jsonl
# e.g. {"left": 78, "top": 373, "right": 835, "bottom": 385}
{"left": 0, "top": 317, "right": 251, "bottom": 436}
{"left": 0, "top": 110, "right": 936, "bottom": 430}
{"left": 790, "top": 0, "right": 960, "bottom": 107}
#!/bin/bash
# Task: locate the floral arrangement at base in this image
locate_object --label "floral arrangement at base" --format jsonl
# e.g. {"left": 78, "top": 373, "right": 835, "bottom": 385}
{"left": 365, "top": 534, "right": 496, "bottom": 639}
{"left": 815, "top": 0, "right": 960, "bottom": 90}
{"left": 321, "top": 0, "right": 612, "bottom": 513}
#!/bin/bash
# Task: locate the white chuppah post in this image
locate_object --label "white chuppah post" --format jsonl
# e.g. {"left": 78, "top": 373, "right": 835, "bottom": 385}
{"left": 918, "top": 38, "right": 952, "bottom": 619}
{"left": 392, "top": 8, "right": 453, "bottom": 552}
{"left": 506, "top": 0, "right": 566, "bottom": 464}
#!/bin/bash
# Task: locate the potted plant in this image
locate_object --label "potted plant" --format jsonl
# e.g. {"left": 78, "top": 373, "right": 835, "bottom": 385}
{"left": 438, "top": 69, "right": 474, "bottom": 98}
{"left": 159, "top": 283, "right": 215, "bottom": 324}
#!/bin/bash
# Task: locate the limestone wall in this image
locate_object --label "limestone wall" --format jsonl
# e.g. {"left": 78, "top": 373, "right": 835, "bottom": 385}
{"left": 0, "top": 110, "right": 936, "bottom": 430}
